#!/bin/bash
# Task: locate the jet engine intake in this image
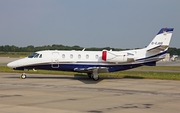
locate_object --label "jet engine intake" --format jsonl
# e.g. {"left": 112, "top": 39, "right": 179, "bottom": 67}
{"left": 102, "top": 50, "right": 134, "bottom": 63}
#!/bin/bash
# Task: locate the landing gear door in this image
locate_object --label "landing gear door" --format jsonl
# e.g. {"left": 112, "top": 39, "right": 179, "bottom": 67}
{"left": 52, "top": 52, "right": 59, "bottom": 68}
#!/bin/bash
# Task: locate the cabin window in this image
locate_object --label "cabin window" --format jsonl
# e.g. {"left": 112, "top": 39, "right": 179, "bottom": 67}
{"left": 86, "top": 54, "right": 89, "bottom": 59}
{"left": 39, "top": 54, "right": 42, "bottom": 58}
{"left": 70, "top": 54, "right": 73, "bottom": 58}
{"left": 78, "top": 54, "right": 81, "bottom": 59}
{"left": 62, "top": 54, "right": 65, "bottom": 58}
{"left": 95, "top": 55, "right": 98, "bottom": 59}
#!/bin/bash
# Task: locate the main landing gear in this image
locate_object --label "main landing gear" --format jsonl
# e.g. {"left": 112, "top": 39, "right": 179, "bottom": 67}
{"left": 87, "top": 69, "right": 99, "bottom": 81}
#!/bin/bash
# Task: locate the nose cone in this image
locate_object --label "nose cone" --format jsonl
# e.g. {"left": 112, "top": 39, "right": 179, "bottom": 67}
{"left": 7, "top": 61, "right": 18, "bottom": 68}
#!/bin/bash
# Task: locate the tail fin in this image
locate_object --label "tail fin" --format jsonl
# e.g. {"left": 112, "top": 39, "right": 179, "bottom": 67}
{"left": 146, "top": 28, "right": 174, "bottom": 51}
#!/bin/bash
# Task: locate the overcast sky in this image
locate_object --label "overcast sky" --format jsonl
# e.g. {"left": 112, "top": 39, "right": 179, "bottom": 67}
{"left": 0, "top": 0, "right": 180, "bottom": 49}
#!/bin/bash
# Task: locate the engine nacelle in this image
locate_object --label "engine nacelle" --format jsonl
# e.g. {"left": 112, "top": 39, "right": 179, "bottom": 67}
{"left": 102, "top": 50, "right": 134, "bottom": 63}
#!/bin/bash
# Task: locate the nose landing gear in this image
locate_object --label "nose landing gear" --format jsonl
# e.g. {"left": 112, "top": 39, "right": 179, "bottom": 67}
{"left": 20, "top": 69, "right": 28, "bottom": 79}
{"left": 20, "top": 73, "right": 26, "bottom": 79}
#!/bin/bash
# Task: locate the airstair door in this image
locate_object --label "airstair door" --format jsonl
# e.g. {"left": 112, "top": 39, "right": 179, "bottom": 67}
{"left": 52, "top": 52, "right": 59, "bottom": 68}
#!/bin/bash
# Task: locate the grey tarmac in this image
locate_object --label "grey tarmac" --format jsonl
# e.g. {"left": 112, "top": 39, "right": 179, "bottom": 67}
{"left": 0, "top": 73, "right": 180, "bottom": 113}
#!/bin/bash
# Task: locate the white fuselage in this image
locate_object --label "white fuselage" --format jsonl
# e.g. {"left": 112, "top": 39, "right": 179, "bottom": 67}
{"left": 7, "top": 48, "right": 164, "bottom": 73}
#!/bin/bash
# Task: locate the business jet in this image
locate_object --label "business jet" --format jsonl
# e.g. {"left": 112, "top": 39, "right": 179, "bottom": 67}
{"left": 7, "top": 28, "right": 174, "bottom": 81}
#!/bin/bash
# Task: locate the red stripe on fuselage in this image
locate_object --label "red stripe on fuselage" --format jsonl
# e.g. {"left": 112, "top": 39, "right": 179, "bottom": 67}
{"left": 102, "top": 51, "right": 107, "bottom": 61}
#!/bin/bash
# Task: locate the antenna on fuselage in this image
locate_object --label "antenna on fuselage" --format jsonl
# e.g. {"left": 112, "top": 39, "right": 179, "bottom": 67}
{"left": 82, "top": 48, "right": 86, "bottom": 51}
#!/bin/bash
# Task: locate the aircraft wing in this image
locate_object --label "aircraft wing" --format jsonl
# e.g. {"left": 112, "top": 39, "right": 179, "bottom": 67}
{"left": 74, "top": 67, "right": 109, "bottom": 73}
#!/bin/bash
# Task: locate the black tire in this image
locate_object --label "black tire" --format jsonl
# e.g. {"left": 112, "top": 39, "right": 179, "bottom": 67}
{"left": 87, "top": 73, "right": 92, "bottom": 79}
{"left": 21, "top": 74, "right": 26, "bottom": 79}
{"left": 92, "top": 76, "right": 99, "bottom": 81}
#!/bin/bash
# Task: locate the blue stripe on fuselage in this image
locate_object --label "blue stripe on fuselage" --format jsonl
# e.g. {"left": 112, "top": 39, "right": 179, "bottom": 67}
{"left": 13, "top": 61, "right": 156, "bottom": 72}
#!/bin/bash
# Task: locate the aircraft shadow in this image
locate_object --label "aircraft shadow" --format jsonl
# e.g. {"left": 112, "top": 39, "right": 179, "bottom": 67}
{"left": 5, "top": 74, "right": 103, "bottom": 84}
{"left": 123, "top": 75, "right": 144, "bottom": 79}
{"left": 5, "top": 74, "right": 144, "bottom": 84}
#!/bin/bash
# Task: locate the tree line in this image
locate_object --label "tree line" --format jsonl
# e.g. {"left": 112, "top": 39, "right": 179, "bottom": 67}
{"left": 0, "top": 45, "right": 179, "bottom": 56}
{"left": 0, "top": 45, "right": 124, "bottom": 52}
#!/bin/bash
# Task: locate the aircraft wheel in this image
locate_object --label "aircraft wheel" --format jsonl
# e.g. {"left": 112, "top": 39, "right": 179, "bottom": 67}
{"left": 87, "top": 73, "right": 93, "bottom": 79}
{"left": 91, "top": 73, "right": 99, "bottom": 81}
{"left": 20, "top": 73, "right": 26, "bottom": 79}
{"left": 92, "top": 76, "right": 99, "bottom": 81}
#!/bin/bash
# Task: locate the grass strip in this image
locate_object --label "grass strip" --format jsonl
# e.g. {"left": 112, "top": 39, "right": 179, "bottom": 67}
{"left": 133, "top": 66, "right": 180, "bottom": 71}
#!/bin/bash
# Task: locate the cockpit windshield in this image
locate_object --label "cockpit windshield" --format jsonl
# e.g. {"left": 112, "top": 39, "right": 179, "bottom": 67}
{"left": 28, "top": 53, "right": 42, "bottom": 58}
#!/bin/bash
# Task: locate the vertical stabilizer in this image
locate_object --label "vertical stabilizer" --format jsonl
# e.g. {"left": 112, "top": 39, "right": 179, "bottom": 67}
{"left": 146, "top": 28, "right": 174, "bottom": 51}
